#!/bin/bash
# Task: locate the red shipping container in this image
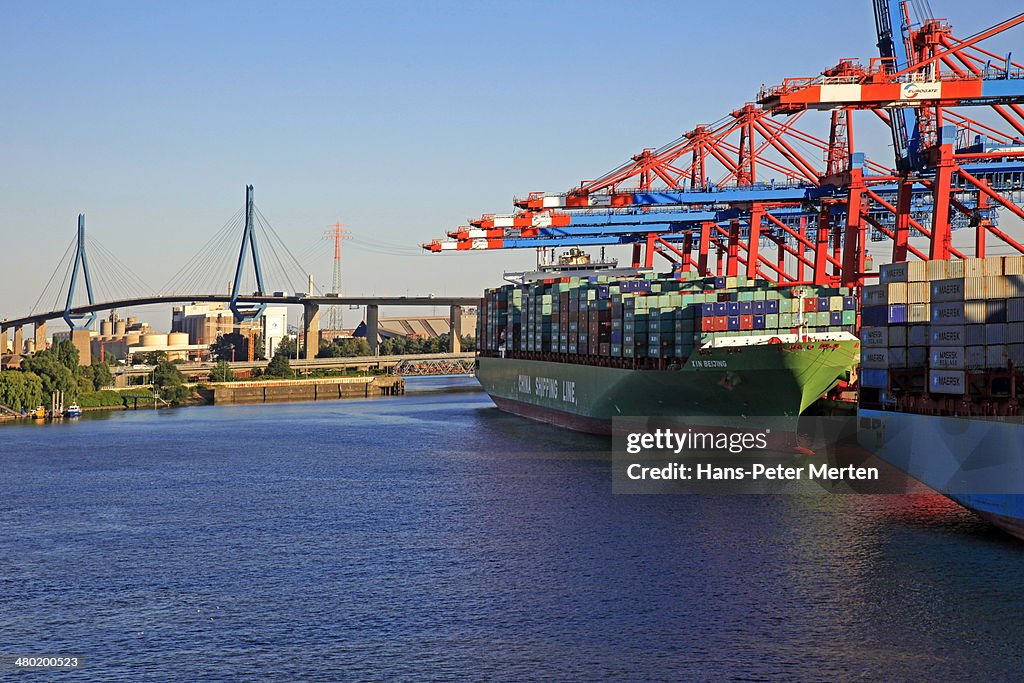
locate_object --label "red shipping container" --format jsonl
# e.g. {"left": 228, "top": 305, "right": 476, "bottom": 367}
{"left": 740, "top": 314, "right": 753, "bottom": 330}
{"left": 701, "top": 316, "right": 716, "bottom": 331}
{"left": 715, "top": 316, "right": 728, "bottom": 331}
{"left": 804, "top": 298, "right": 818, "bottom": 312}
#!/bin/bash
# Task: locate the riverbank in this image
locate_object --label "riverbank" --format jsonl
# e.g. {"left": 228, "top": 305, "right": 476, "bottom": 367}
{"left": 0, "top": 375, "right": 406, "bottom": 422}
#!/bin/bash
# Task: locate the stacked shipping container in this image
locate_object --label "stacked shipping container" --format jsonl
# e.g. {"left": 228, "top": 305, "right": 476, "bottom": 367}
{"left": 860, "top": 256, "right": 1024, "bottom": 405}
{"left": 478, "top": 271, "right": 856, "bottom": 363}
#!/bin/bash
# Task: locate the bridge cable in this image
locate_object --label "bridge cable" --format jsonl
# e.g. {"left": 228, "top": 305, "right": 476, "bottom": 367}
{"left": 29, "top": 235, "right": 76, "bottom": 315}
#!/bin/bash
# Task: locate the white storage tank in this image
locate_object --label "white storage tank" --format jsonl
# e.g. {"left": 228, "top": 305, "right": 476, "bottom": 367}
{"left": 168, "top": 332, "right": 190, "bottom": 347}
{"left": 141, "top": 333, "right": 168, "bottom": 348}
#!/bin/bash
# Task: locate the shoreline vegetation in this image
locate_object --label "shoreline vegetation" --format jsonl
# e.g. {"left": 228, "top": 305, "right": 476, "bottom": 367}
{"left": 0, "top": 336, "right": 440, "bottom": 422}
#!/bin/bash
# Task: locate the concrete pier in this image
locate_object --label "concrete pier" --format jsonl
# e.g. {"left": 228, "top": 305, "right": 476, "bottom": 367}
{"left": 202, "top": 375, "right": 404, "bottom": 404}
{"left": 366, "top": 304, "right": 380, "bottom": 356}
{"left": 0, "top": 330, "right": 7, "bottom": 355}
{"left": 448, "top": 305, "right": 463, "bottom": 353}
{"left": 303, "top": 303, "right": 320, "bottom": 360}
{"left": 13, "top": 327, "right": 24, "bottom": 356}
{"left": 34, "top": 322, "right": 47, "bottom": 353}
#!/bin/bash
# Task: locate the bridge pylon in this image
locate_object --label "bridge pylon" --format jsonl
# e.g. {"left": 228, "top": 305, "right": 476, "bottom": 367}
{"left": 64, "top": 214, "right": 97, "bottom": 330}
{"left": 229, "top": 185, "right": 267, "bottom": 322}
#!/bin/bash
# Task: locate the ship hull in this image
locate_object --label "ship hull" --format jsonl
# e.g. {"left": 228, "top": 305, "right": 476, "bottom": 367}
{"left": 858, "top": 409, "right": 1024, "bottom": 541}
{"left": 477, "top": 340, "right": 860, "bottom": 435}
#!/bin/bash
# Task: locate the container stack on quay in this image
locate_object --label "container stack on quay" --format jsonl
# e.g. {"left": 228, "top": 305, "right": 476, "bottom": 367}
{"left": 477, "top": 271, "right": 858, "bottom": 365}
{"left": 859, "top": 255, "right": 1024, "bottom": 412}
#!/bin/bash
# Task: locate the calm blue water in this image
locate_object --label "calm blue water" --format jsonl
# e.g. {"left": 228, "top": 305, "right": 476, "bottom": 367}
{"left": 1, "top": 376, "right": 1023, "bottom": 681}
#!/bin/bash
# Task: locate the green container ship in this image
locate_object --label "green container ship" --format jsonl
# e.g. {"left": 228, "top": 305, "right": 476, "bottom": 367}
{"left": 476, "top": 268, "right": 861, "bottom": 434}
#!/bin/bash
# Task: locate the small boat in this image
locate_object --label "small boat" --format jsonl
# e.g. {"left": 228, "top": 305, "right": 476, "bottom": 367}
{"left": 31, "top": 406, "right": 46, "bottom": 419}
{"left": 64, "top": 404, "right": 82, "bottom": 418}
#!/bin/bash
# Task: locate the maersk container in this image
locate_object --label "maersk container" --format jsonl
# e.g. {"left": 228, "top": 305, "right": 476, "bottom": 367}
{"left": 889, "top": 346, "right": 908, "bottom": 369}
{"left": 908, "top": 325, "right": 928, "bottom": 346}
{"left": 880, "top": 262, "right": 909, "bottom": 283}
{"left": 861, "top": 348, "right": 889, "bottom": 369}
{"left": 931, "top": 278, "right": 966, "bottom": 302}
{"left": 862, "top": 327, "right": 888, "bottom": 347}
{"left": 862, "top": 285, "right": 887, "bottom": 306}
{"left": 930, "top": 347, "right": 965, "bottom": 370}
{"left": 930, "top": 370, "right": 967, "bottom": 394}
{"left": 931, "top": 326, "right": 967, "bottom": 346}
{"left": 932, "top": 301, "right": 966, "bottom": 324}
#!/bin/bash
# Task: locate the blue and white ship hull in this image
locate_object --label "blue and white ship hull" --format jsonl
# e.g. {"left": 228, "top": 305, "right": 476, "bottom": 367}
{"left": 858, "top": 409, "right": 1024, "bottom": 541}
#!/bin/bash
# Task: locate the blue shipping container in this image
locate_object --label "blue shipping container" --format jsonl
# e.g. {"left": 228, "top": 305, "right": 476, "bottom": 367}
{"left": 860, "top": 368, "right": 889, "bottom": 389}
{"left": 887, "top": 304, "right": 908, "bottom": 324}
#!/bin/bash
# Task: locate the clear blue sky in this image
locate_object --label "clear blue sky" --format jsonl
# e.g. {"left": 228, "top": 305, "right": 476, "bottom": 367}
{"left": 1, "top": 0, "right": 1016, "bottom": 331}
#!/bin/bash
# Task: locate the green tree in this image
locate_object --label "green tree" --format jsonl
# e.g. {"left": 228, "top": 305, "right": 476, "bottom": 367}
{"left": 21, "top": 353, "right": 78, "bottom": 402}
{"left": 152, "top": 360, "right": 191, "bottom": 405}
{"left": 210, "top": 360, "right": 234, "bottom": 383}
{"left": 0, "top": 370, "right": 44, "bottom": 411}
{"left": 210, "top": 333, "right": 247, "bottom": 361}
{"left": 133, "top": 350, "right": 167, "bottom": 366}
{"left": 265, "top": 352, "right": 293, "bottom": 378}
{"left": 53, "top": 339, "right": 80, "bottom": 371}
{"left": 86, "top": 361, "right": 114, "bottom": 389}
{"left": 275, "top": 335, "right": 298, "bottom": 358}
{"left": 460, "top": 335, "right": 476, "bottom": 352}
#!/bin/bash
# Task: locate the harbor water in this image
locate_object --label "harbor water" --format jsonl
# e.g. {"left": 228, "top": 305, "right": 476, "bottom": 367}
{"left": 1, "top": 376, "right": 1023, "bottom": 680}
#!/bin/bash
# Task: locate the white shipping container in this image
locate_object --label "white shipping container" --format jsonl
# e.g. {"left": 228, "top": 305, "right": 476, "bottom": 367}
{"left": 891, "top": 326, "right": 909, "bottom": 347}
{"left": 862, "top": 284, "right": 887, "bottom": 306}
{"left": 986, "top": 323, "right": 1008, "bottom": 345}
{"left": 1009, "top": 298, "right": 1024, "bottom": 322}
{"left": 861, "top": 347, "right": 889, "bottom": 369}
{"left": 985, "top": 276, "right": 1008, "bottom": 299}
{"left": 931, "top": 278, "right": 966, "bottom": 302}
{"left": 983, "top": 256, "right": 1005, "bottom": 276}
{"left": 931, "top": 325, "right": 967, "bottom": 346}
{"left": 908, "top": 303, "right": 930, "bottom": 323}
{"left": 1004, "top": 256, "right": 1024, "bottom": 276}
{"left": 930, "top": 370, "right": 967, "bottom": 394}
{"left": 987, "top": 345, "right": 1008, "bottom": 368}
{"left": 966, "top": 324, "right": 986, "bottom": 346}
{"left": 946, "top": 259, "right": 965, "bottom": 278}
{"left": 965, "top": 277, "right": 989, "bottom": 300}
{"left": 908, "top": 325, "right": 928, "bottom": 346}
{"left": 964, "top": 258, "right": 986, "bottom": 278}
{"left": 931, "top": 301, "right": 966, "bottom": 324}
{"left": 907, "top": 282, "right": 930, "bottom": 303}
{"left": 861, "top": 327, "right": 889, "bottom": 347}
{"left": 930, "top": 346, "right": 964, "bottom": 370}
{"left": 879, "top": 262, "right": 909, "bottom": 283}
{"left": 1008, "top": 323, "right": 1024, "bottom": 344}
{"left": 907, "top": 261, "right": 927, "bottom": 282}
{"left": 964, "top": 301, "right": 987, "bottom": 324}
{"left": 1006, "top": 274, "right": 1024, "bottom": 298}
{"left": 965, "top": 346, "right": 987, "bottom": 370}
{"left": 886, "top": 282, "right": 908, "bottom": 304}
{"left": 926, "top": 259, "right": 949, "bottom": 280}
{"left": 908, "top": 346, "right": 928, "bottom": 368}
